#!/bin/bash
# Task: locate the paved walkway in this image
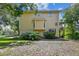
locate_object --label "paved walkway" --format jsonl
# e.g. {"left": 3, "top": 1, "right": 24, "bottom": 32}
{"left": 0, "top": 40, "right": 79, "bottom": 56}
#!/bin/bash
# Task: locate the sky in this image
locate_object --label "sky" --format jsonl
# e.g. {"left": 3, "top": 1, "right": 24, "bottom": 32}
{"left": 36, "top": 3, "right": 71, "bottom": 19}
{"left": 36, "top": 3, "right": 71, "bottom": 11}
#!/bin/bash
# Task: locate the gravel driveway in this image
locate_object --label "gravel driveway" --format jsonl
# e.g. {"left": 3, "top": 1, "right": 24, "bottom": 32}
{"left": 0, "top": 40, "right": 79, "bottom": 56}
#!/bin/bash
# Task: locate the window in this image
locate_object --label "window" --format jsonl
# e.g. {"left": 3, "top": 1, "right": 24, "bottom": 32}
{"left": 33, "top": 20, "right": 45, "bottom": 31}
{"left": 48, "top": 12, "right": 52, "bottom": 16}
{"left": 36, "top": 13, "right": 41, "bottom": 16}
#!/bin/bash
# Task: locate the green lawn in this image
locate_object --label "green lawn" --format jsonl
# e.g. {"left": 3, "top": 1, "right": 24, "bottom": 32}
{"left": 0, "top": 37, "right": 30, "bottom": 49}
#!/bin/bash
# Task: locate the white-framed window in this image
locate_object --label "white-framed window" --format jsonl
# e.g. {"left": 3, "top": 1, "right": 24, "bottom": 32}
{"left": 33, "top": 20, "right": 45, "bottom": 30}
{"left": 36, "top": 13, "right": 42, "bottom": 16}
{"left": 48, "top": 12, "right": 52, "bottom": 16}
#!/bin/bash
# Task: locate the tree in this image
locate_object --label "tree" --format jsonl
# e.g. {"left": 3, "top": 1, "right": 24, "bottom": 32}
{"left": 0, "top": 3, "right": 37, "bottom": 35}
{"left": 1, "top": 3, "right": 37, "bottom": 17}
{"left": 63, "top": 4, "right": 79, "bottom": 39}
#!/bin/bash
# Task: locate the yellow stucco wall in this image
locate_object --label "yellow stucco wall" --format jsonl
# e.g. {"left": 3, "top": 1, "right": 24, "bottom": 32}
{"left": 19, "top": 11, "right": 60, "bottom": 37}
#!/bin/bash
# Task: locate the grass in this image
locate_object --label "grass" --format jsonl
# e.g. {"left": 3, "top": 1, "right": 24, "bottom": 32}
{"left": 0, "top": 37, "right": 31, "bottom": 49}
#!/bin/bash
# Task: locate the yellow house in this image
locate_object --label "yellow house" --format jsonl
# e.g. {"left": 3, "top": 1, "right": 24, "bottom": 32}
{"left": 19, "top": 10, "right": 61, "bottom": 37}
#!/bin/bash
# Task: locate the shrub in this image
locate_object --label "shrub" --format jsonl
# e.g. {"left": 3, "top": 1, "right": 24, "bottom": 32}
{"left": 43, "top": 29, "right": 56, "bottom": 39}
{"left": 64, "top": 27, "right": 79, "bottom": 40}
{"left": 74, "top": 31, "right": 79, "bottom": 40}
{"left": 20, "top": 32, "right": 41, "bottom": 40}
{"left": 59, "top": 30, "right": 64, "bottom": 38}
{"left": 64, "top": 27, "right": 73, "bottom": 40}
{"left": 59, "top": 28, "right": 64, "bottom": 38}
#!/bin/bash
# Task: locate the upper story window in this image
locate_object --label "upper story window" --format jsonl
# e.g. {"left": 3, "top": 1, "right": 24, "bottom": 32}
{"left": 48, "top": 12, "right": 52, "bottom": 16}
{"left": 37, "top": 14, "right": 40, "bottom": 16}
{"left": 36, "top": 13, "right": 42, "bottom": 16}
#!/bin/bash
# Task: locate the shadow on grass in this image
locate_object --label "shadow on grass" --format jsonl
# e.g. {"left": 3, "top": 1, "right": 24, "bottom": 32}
{"left": 0, "top": 38, "right": 31, "bottom": 49}
{"left": 0, "top": 42, "right": 12, "bottom": 49}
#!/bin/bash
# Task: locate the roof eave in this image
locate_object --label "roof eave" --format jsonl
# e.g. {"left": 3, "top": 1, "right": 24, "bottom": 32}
{"left": 23, "top": 10, "right": 62, "bottom": 14}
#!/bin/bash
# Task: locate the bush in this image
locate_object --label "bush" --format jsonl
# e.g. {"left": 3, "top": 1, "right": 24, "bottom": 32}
{"left": 74, "top": 31, "right": 79, "bottom": 40}
{"left": 59, "top": 28, "right": 64, "bottom": 38}
{"left": 64, "top": 27, "right": 73, "bottom": 40}
{"left": 43, "top": 29, "right": 56, "bottom": 39}
{"left": 20, "top": 32, "right": 41, "bottom": 40}
{"left": 64, "top": 27, "right": 79, "bottom": 40}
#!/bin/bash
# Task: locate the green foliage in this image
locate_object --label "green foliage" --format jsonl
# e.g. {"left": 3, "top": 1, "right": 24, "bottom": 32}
{"left": 64, "top": 26, "right": 72, "bottom": 39}
{"left": 43, "top": 32, "right": 55, "bottom": 39}
{"left": 20, "top": 32, "right": 41, "bottom": 40}
{"left": 59, "top": 30, "right": 64, "bottom": 38}
{"left": 0, "top": 37, "right": 30, "bottom": 48}
{"left": 1, "top": 3, "right": 37, "bottom": 17}
{"left": 64, "top": 27, "right": 79, "bottom": 40}
{"left": 43, "top": 29, "right": 56, "bottom": 39}
{"left": 0, "top": 3, "right": 37, "bottom": 35}
{"left": 59, "top": 28, "right": 64, "bottom": 38}
{"left": 63, "top": 4, "right": 79, "bottom": 39}
{"left": 74, "top": 31, "right": 79, "bottom": 40}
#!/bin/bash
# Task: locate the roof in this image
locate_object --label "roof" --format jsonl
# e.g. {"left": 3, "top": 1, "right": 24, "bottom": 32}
{"left": 23, "top": 10, "right": 62, "bottom": 14}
